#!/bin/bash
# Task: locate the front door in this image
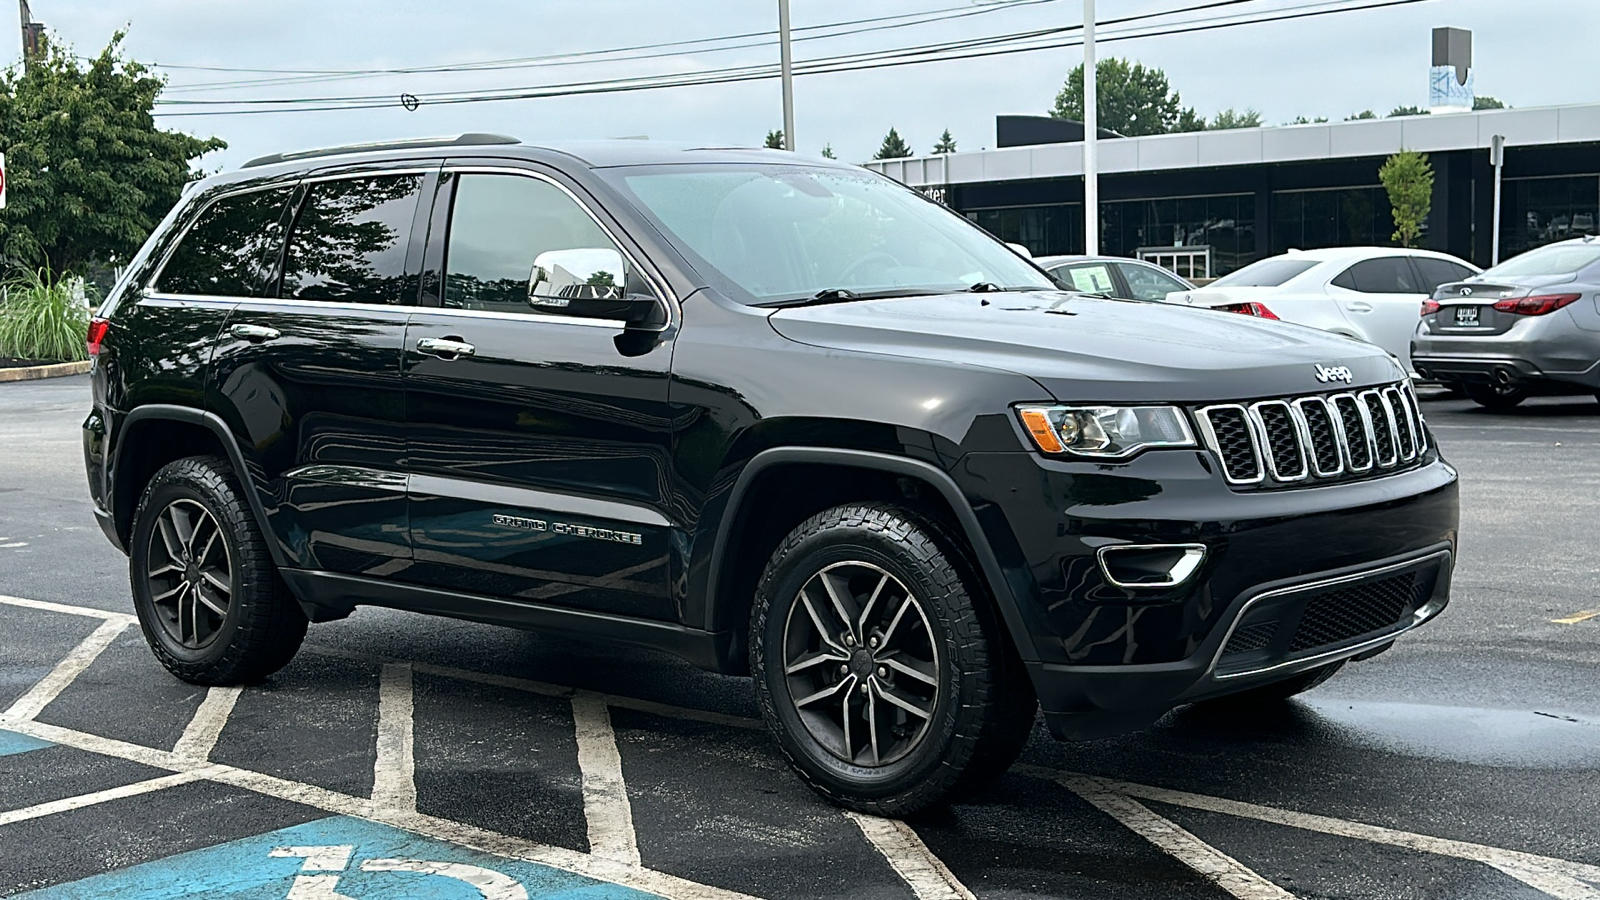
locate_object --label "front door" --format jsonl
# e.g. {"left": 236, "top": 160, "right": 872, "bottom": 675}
{"left": 211, "top": 169, "right": 430, "bottom": 576}
{"left": 400, "top": 167, "right": 678, "bottom": 621}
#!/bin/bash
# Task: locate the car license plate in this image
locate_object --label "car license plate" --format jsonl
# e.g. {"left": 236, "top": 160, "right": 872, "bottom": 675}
{"left": 1454, "top": 305, "right": 1481, "bottom": 326}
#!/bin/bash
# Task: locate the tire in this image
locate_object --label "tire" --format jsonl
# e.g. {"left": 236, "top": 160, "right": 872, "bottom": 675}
{"left": 129, "top": 455, "right": 307, "bottom": 685}
{"left": 1463, "top": 382, "right": 1528, "bottom": 409}
{"left": 1195, "top": 661, "right": 1344, "bottom": 710}
{"left": 749, "top": 502, "right": 1036, "bottom": 816}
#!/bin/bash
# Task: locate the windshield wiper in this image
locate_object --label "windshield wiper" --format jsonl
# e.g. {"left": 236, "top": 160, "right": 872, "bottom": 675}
{"left": 757, "top": 288, "right": 938, "bottom": 308}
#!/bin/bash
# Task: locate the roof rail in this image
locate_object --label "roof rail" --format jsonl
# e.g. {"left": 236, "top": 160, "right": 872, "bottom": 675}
{"left": 241, "top": 133, "right": 521, "bottom": 169}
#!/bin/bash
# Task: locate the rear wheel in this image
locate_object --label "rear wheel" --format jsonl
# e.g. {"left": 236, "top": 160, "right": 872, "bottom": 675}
{"left": 1196, "top": 661, "right": 1344, "bottom": 710}
{"left": 1463, "top": 382, "right": 1528, "bottom": 409}
{"left": 750, "top": 503, "right": 1035, "bottom": 816}
{"left": 130, "top": 456, "right": 307, "bottom": 685}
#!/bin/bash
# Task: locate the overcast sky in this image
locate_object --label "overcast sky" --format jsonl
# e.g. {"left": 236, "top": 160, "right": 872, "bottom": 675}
{"left": 35, "top": 0, "right": 1600, "bottom": 169}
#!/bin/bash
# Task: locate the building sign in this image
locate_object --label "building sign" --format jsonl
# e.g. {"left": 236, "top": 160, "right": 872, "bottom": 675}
{"left": 1429, "top": 27, "right": 1473, "bottom": 113}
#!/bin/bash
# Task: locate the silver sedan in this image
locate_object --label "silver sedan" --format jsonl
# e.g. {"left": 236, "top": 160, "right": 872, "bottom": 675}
{"left": 1412, "top": 237, "right": 1600, "bottom": 409}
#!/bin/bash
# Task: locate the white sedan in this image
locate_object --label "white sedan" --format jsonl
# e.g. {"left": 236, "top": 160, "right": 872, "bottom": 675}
{"left": 1163, "top": 247, "right": 1481, "bottom": 375}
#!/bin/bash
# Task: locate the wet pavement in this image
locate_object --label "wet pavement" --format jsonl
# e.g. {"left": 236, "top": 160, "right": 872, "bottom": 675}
{"left": 1, "top": 376, "right": 1597, "bottom": 900}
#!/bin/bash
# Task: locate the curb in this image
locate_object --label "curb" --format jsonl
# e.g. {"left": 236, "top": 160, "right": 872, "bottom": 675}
{"left": 0, "top": 360, "right": 91, "bottom": 383}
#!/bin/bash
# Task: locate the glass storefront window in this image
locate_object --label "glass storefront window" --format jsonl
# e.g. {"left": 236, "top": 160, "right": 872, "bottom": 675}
{"left": 1271, "top": 186, "right": 1402, "bottom": 255}
{"left": 1500, "top": 175, "right": 1600, "bottom": 259}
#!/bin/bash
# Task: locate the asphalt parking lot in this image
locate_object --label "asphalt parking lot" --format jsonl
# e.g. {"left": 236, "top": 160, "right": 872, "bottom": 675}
{"left": 1, "top": 374, "right": 1597, "bottom": 900}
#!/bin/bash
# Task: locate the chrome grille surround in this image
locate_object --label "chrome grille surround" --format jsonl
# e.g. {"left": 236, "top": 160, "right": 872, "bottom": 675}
{"left": 1195, "top": 381, "right": 1427, "bottom": 490}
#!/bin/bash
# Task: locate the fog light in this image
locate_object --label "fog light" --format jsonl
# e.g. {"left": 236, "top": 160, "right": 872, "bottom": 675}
{"left": 1096, "top": 544, "right": 1207, "bottom": 589}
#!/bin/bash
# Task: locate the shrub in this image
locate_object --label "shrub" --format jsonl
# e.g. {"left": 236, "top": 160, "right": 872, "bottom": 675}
{"left": 0, "top": 268, "right": 92, "bottom": 362}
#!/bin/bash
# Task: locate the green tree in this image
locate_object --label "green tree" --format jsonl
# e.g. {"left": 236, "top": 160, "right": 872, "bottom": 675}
{"left": 0, "top": 32, "right": 224, "bottom": 280}
{"left": 1388, "top": 105, "right": 1428, "bottom": 117}
{"left": 1288, "top": 115, "right": 1329, "bottom": 124}
{"left": 1379, "top": 150, "right": 1433, "bottom": 248}
{"left": 1209, "top": 107, "right": 1261, "bottom": 130}
{"left": 1473, "top": 95, "right": 1506, "bottom": 110}
{"left": 873, "top": 127, "right": 913, "bottom": 160}
{"left": 764, "top": 129, "right": 785, "bottom": 149}
{"left": 1173, "top": 107, "right": 1207, "bottom": 133}
{"left": 1050, "top": 57, "right": 1191, "bottom": 136}
{"left": 1346, "top": 109, "right": 1378, "bottom": 121}
{"left": 931, "top": 128, "right": 957, "bottom": 154}
{"left": 820, "top": 143, "right": 835, "bottom": 159}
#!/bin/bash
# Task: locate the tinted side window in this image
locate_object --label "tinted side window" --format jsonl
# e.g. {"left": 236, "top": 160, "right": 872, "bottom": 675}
{"left": 1413, "top": 257, "right": 1475, "bottom": 291}
{"left": 1051, "top": 263, "right": 1116, "bottom": 295}
{"left": 157, "top": 187, "right": 294, "bottom": 296}
{"left": 1340, "top": 257, "right": 1421, "bottom": 293}
{"left": 280, "top": 175, "right": 423, "bottom": 304}
{"left": 443, "top": 173, "right": 626, "bottom": 314}
{"left": 1116, "top": 262, "right": 1188, "bottom": 301}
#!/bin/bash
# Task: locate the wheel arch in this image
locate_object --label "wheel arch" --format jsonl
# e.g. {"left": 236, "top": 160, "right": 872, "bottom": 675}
{"left": 703, "top": 447, "right": 1039, "bottom": 673}
{"left": 111, "top": 405, "right": 285, "bottom": 568}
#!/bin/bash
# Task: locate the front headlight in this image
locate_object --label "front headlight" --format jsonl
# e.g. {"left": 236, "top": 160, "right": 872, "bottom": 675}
{"left": 1016, "top": 405, "right": 1196, "bottom": 458}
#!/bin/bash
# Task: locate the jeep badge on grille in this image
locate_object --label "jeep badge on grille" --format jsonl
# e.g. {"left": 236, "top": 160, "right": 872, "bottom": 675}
{"left": 1314, "top": 364, "right": 1354, "bottom": 384}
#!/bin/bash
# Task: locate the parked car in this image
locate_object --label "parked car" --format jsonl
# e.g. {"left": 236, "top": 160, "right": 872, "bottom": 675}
{"left": 1165, "top": 247, "right": 1481, "bottom": 375}
{"left": 1412, "top": 237, "right": 1600, "bottom": 409}
{"left": 1036, "top": 254, "right": 1196, "bottom": 301}
{"left": 84, "top": 135, "right": 1458, "bottom": 815}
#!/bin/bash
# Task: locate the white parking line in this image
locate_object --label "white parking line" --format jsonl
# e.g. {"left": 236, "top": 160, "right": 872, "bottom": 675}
{"left": 1057, "top": 774, "right": 1296, "bottom": 900}
{"left": 571, "top": 691, "right": 642, "bottom": 867}
{"left": 1103, "top": 776, "right": 1600, "bottom": 899}
{"left": 373, "top": 662, "right": 417, "bottom": 813}
{"left": 171, "top": 686, "right": 242, "bottom": 762}
{"left": 847, "top": 812, "right": 977, "bottom": 900}
{"left": 3, "top": 616, "right": 128, "bottom": 721}
{"left": 0, "top": 594, "right": 135, "bottom": 622}
{"left": 0, "top": 769, "right": 214, "bottom": 827}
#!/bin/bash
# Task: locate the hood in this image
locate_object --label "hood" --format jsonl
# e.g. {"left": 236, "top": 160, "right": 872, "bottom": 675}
{"left": 767, "top": 291, "right": 1402, "bottom": 403}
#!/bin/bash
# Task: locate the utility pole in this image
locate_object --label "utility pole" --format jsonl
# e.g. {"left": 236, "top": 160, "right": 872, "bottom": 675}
{"left": 1082, "top": 0, "right": 1098, "bottom": 255}
{"left": 778, "top": 0, "right": 795, "bottom": 151}
{"left": 18, "top": 0, "right": 43, "bottom": 65}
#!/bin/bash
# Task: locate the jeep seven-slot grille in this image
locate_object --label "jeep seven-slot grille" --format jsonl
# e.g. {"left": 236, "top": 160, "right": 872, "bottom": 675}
{"left": 1196, "top": 382, "right": 1426, "bottom": 490}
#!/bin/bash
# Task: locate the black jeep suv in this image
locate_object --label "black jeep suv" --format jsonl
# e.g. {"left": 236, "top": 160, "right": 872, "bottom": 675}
{"left": 84, "top": 135, "right": 1459, "bottom": 814}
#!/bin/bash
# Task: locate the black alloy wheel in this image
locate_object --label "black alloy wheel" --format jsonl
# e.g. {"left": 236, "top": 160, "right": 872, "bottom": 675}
{"left": 751, "top": 503, "right": 1037, "bottom": 816}
{"left": 781, "top": 561, "right": 940, "bottom": 767}
{"left": 130, "top": 456, "right": 307, "bottom": 685}
{"left": 144, "top": 499, "right": 234, "bottom": 650}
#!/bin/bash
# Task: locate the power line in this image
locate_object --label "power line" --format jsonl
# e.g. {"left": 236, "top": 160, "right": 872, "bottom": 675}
{"left": 155, "top": 0, "right": 1433, "bottom": 118}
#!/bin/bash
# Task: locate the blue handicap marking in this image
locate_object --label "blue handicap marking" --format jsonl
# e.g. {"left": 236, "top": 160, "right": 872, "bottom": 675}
{"left": 0, "top": 728, "right": 52, "bottom": 757}
{"left": 16, "top": 815, "right": 660, "bottom": 899}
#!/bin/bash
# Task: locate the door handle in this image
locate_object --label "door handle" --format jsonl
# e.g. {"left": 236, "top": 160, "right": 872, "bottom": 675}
{"left": 416, "top": 336, "right": 476, "bottom": 358}
{"left": 229, "top": 323, "right": 281, "bottom": 342}
{"left": 1345, "top": 301, "right": 1374, "bottom": 313}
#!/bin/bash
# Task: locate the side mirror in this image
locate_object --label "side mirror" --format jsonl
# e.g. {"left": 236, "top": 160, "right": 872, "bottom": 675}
{"left": 528, "top": 248, "right": 659, "bottom": 325}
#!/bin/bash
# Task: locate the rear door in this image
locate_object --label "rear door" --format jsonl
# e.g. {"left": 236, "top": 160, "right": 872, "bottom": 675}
{"left": 1327, "top": 256, "right": 1428, "bottom": 370}
{"left": 400, "top": 165, "right": 678, "bottom": 621}
{"left": 210, "top": 166, "right": 432, "bottom": 576}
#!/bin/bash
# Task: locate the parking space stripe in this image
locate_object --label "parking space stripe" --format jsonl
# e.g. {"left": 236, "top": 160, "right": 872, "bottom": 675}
{"left": 572, "top": 692, "right": 642, "bottom": 867}
{"left": 0, "top": 594, "right": 134, "bottom": 623}
{"left": 1, "top": 712, "right": 761, "bottom": 900}
{"left": 3, "top": 618, "right": 129, "bottom": 721}
{"left": 1096, "top": 774, "right": 1600, "bottom": 892}
{"left": 1057, "top": 774, "right": 1297, "bottom": 900}
{"left": 373, "top": 662, "right": 417, "bottom": 813}
{"left": 846, "top": 812, "right": 977, "bottom": 900}
{"left": 171, "top": 687, "right": 241, "bottom": 762}
{"left": 0, "top": 769, "right": 211, "bottom": 827}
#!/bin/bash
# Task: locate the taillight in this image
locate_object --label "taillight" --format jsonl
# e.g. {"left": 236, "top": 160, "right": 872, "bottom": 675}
{"left": 1421, "top": 300, "right": 1441, "bottom": 317}
{"left": 86, "top": 318, "right": 110, "bottom": 357}
{"left": 1492, "top": 294, "right": 1581, "bottom": 316}
{"left": 1217, "top": 301, "right": 1279, "bottom": 320}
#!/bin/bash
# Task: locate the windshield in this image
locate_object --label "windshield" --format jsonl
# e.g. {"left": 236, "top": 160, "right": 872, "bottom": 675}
{"left": 1211, "top": 258, "right": 1318, "bottom": 288}
{"left": 603, "top": 164, "right": 1054, "bottom": 304}
{"left": 1483, "top": 242, "right": 1600, "bottom": 278}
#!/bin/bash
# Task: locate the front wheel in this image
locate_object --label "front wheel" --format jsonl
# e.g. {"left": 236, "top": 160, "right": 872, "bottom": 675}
{"left": 129, "top": 456, "right": 307, "bottom": 685}
{"left": 1463, "top": 382, "right": 1528, "bottom": 409}
{"left": 750, "top": 503, "right": 1035, "bottom": 816}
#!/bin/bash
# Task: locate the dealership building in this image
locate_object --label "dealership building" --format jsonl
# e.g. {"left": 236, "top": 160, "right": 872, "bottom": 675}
{"left": 864, "top": 102, "right": 1600, "bottom": 279}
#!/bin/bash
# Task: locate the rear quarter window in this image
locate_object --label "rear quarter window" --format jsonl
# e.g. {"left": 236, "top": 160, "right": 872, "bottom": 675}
{"left": 156, "top": 187, "right": 295, "bottom": 297}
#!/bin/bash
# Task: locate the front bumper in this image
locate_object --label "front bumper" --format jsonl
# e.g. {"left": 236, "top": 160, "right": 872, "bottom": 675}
{"left": 953, "top": 447, "right": 1459, "bottom": 740}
